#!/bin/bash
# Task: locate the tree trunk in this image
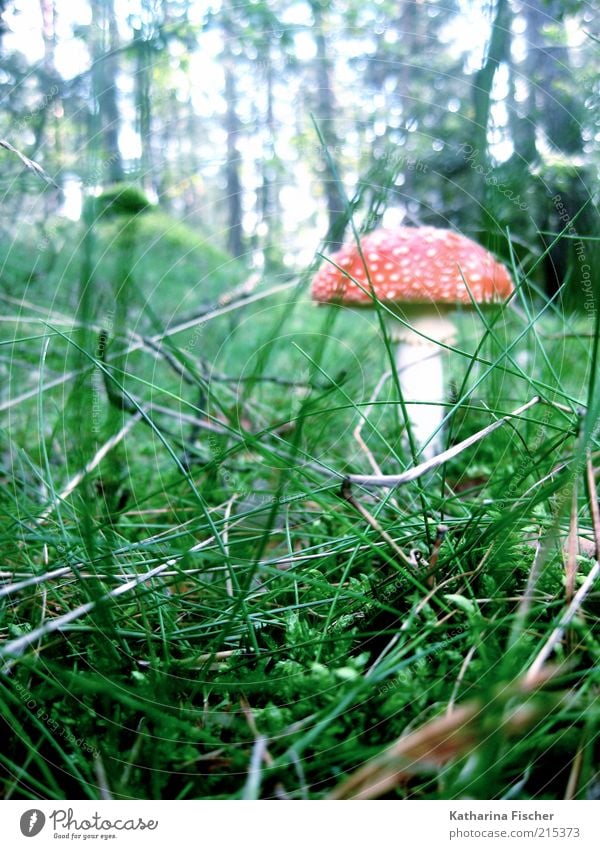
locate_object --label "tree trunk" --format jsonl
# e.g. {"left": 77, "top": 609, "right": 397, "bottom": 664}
{"left": 472, "top": 0, "right": 511, "bottom": 160}
{"left": 312, "top": 1, "right": 344, "bottom": 249}
{"left": 35, "top": 0, "right": 61, "bottom": 216}
{"left": 134, "top": 28, "right": 153, "bottom": 193}
{"left": 470, "top": 0, "right": 512, "bottom": 238}
{"left": 523, "top": 0, "right": 584, "bottom": 154}
{"left": 260, "top": 40, "right": 283, "bottom": 268}
{"left": 0, "top": 0, "right": 9, "bottom": 45}
{"left": 39, "top": 0, "right": 56, "bottom": 71}
{"left": 89, "top": 0, "right": 124, "bottom": 184}
{"left": 522, "top": 0, "right": 593, "bottom": 298}
{"left": 223, "top": 24, "right": 244, "bottom": 259}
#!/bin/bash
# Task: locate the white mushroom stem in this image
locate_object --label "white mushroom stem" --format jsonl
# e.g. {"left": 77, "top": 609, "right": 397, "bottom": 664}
{"left": 386, "top": 308, "right": 458, "bottom": 462}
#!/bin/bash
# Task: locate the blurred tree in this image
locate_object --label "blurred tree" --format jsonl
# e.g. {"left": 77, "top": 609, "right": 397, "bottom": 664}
{"left": 524, "top": 0, "right": 596, "bottom": 298}
{"left": 252, "top": 6, "right": 296, "bottom": 269}
{"left": 39, "top": 0, "right": 56, "bottom": 73}
{"left": 131, "top": 5, "right": 155, "bottom": 194}
{"left": 0, "top": 0, "right": 596, "bottom": 305}
{"left": 256, "top": 29, "right": 283, "bottom": 269}
{"left": 221, "top": 8, "right": 244, "bottom": 259}
{"left": 89, "top": 0, "right": 125, "bottom": 182}
{"left": 470, "top": 0, "right": 512, "bottom": 240}
{"left": 309, "top": 0, "right": 345, "bottom": 249}
{"left": 38, "top": 0, "right": 62, "bottom": 170}
{"left": 524, "top": 0, "right": 585, "bottom": 154}
{"left": 0, "top": 0, "right": 8, "bottom": 45}
{"left": 205, "top": 0, "right": 296, "bottom": 261}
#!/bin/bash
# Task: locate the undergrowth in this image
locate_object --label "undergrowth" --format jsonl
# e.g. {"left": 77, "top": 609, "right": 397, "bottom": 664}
{"left": 1, "top": 199, "right": 599, "bottom": 800}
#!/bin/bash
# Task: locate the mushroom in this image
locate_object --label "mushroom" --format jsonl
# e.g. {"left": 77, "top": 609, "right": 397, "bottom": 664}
{"left": 311, "top": 226, "right": 514, "bottom": 459}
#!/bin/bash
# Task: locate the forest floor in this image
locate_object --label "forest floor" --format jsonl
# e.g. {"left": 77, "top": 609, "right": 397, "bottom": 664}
{"left": 1, "top": 223, "right": 599, "bottom": 800}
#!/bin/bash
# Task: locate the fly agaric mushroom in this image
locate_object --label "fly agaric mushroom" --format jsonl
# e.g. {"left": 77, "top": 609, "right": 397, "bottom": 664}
{"left": 311, "top": 226, "right": 514, "bottom": 459}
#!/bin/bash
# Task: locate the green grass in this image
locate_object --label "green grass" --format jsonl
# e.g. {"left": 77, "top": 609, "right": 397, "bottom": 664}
{"left": 0, "top": 213, "right": 599, "bottom": 800}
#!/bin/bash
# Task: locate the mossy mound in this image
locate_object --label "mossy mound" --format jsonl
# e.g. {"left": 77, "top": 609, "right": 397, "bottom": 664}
{"left": 89, "top": 184, "right": 152, "bottom": 220}
{"left": 1, "top": 206, "right": 246, "bottom": 317}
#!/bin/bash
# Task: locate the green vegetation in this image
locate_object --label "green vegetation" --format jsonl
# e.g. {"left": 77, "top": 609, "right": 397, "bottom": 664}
{"left": 1, "top": 203, "right": 246, "bottom": 314}
{"left": 1, "top": 213, "right": 599, "bottom": 799}
{"left": 0, "top": 0, "right": 598, "bottom": 805}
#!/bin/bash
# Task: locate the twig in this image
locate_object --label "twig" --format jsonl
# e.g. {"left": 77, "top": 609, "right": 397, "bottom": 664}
{"left": 97, "top": 334, "right": 226, "bottom": 448}
{"left": 0, "top": 139, "right": 60, "bottom": 188}
{"left": 37, "top": 412, "right": 143, "bottom": 522}
{"left": 0, "top": 567, "right": 72, "bottom": 600}
{"left": 585, "top": 451, "right": 600, "bottom": 558}
{"left": 425, "top": 523, "right": 449, "bottom": 587}
{"left": 565, "top": 739, "right": 585, "bottom": 800}
{"left": 0, "top": 562, "right": 171, "bottom": 670}
{"left": 240, "top": 697, "right": 274, "bottom": 766}
{"left": 240, "top": 693, "right": 284, "bottom": 800}
{"left": 150, "top": 281, "right": 294, "bottom": 342}
{"left": 120, "top": 719, "right": 145, "bottom": 788}
{"left": 510, "top": 533, "right": 544, "bottom": 647}
{"left": 0, "top": 316, "right": 77, "bottom": 327}
{"left": 0, "top": 282, "right": 295, "bottom": 414}
{"left": 223, "top": 496, "right": 237, "bottom": 598}
{"left": 447, "top": 645, "right": 477, "bottom": 713}
{"left": 340, "top": 480, "right": 415, "bottom": 569}
{"left": 177, "top": 649, "right": 248, "bottom": 667}
{"left": 345, "top": 396, "right": 545, "bottom": 488}
{"left": 353, "top": 370, "right": 392, "bottom": 477}
{"left": 148, "top": 402, "right": 227, "bottom": 434}
{"left": 0, "top": 293, "right": 77, "bottom": 323}
{"left": 93, "top": 756, "right": 113, "bottom": 801}
{"left": 1, "top": 529, "right": 412, "bottom": 601}
{"left": 242, "top": 735, "right": 267, "bottom": 800}
{"left": 525, "top": 558, "right": 600, "bottom": 682}
{"left": 141, "top": 336, "right": 199, "bottom": 386}
{"left": 519, "top": 445, "right": 600, "bottom": 504}
{"left": 565, "top": 481, "right": 580, "bottom": 604}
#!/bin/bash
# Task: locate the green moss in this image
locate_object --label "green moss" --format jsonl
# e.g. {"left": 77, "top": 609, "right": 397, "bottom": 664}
{"left": 1, "top": 205, "right": 246, "bottom": 315}
{"left": 89, "top": 183, "right": 152, "bottom": 220}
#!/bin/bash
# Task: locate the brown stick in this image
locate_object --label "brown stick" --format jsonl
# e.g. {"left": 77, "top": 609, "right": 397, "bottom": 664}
{"left": 585, "top": 451, "right": 600, "bottom": 559}
{"left": 340, "top": 480, "right": 415, "bottom": 569}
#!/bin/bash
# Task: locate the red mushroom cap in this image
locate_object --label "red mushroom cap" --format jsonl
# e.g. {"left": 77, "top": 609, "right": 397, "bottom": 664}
{"left": 311, "top": 226, "right": 514, "bottom": 306}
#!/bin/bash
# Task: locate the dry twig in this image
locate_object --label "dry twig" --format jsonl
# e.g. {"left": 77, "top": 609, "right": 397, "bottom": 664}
{"left": 525, "top": 558, "right": 600, "bottom": 683}
{"left": 340, "top": 480, "right": 414, "bottom": 569}
{"left": 585, "top": 451, "right": 600, "bottom": 558}
{"left": 0, "top": 139, "right": 60, "bottom": 188}
{"left": 565, "top": 482, "right": 579, "bottom": 604}
{"left": 345, "top": 396, "right": 545, "bottom": 489}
